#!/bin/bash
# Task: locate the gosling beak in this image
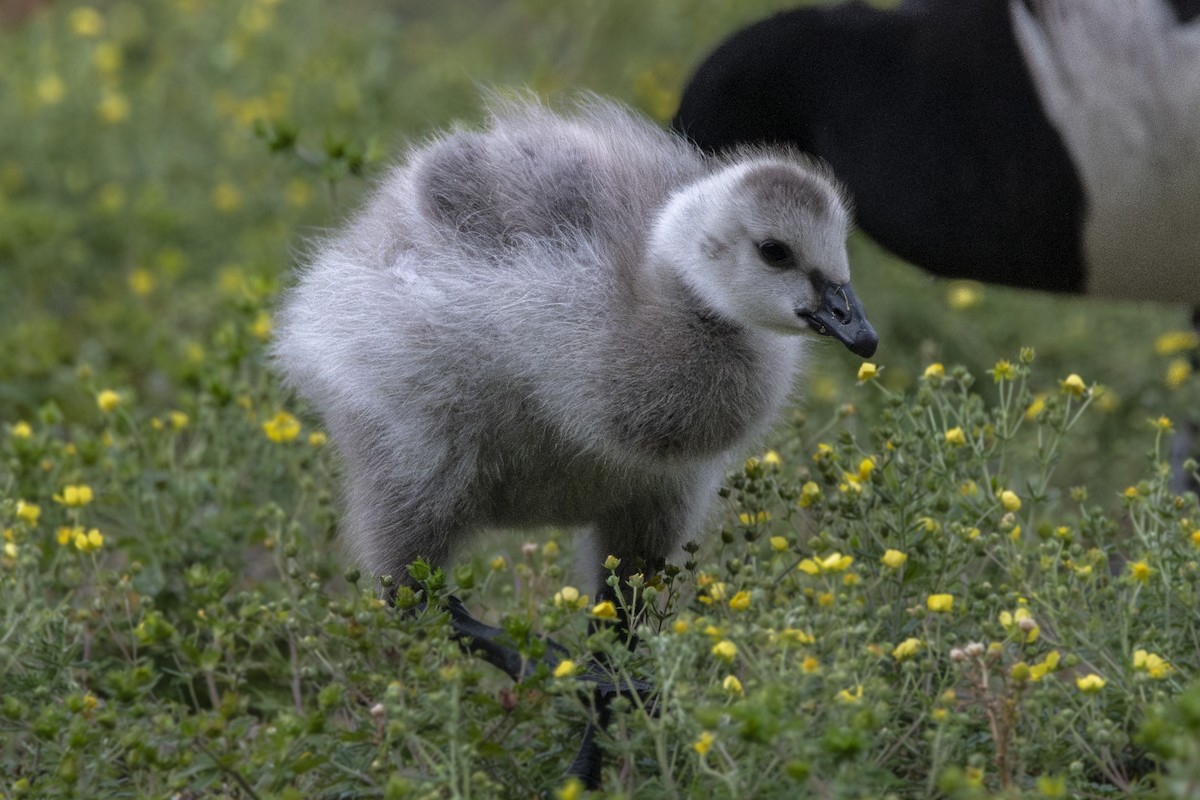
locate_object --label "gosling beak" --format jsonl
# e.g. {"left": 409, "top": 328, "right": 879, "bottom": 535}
{"left": 800, "top": 278, "right": 878, "bottom": 358}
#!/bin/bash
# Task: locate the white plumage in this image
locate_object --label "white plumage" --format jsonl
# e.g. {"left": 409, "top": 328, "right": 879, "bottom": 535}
{"left": 273, "top": 94, "right": 876, "bottom": 588}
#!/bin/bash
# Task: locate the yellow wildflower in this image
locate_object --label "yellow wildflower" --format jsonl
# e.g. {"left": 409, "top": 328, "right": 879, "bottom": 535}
{"left": 763, "top": 450, "right": 782, "bottom": 466}
{"left": 54, "top": 485, "right": 94, "bottom": 507}
{"left": 857, "top": 362, "right": 878, "bottom": 381}
{"left": 1191, "top": 530, "right": 1200, "bottom": 549}
{"left": 1133, "top": 649, "right": 1172, "bottom": 679}
{"left": 57, "top": 526, "right": 78, "bottom": 546}
{"left": 168, "top": 411, "right": 189, "bottom": 430}
{"left": 554, "top": 586, "right": 588, "bottom": 610}
{"left": 1029, "top": 651, "right": 1060, "bottom": 681}
{"left": 96, "top": 390, "right": 121, "bottom": 413}
{"left": 926, "top": 594, "right": 954, "bottom": 613}
{"left": 999, "top": 490, "right": 1022, "bottom": 512}
{"left": 881, "top": 549, "right": 907, "bottom": 569}
{"left": 728, "top": 590, "right": 751, "bottom": 612}
{"left": 15, "top": 501, "right": 40, "bottom": 525}
{"left": 944, "top": 426, "right": 966, "bottom": 446}
{"left": 693, "top": 730, "right": 715, "bottom": 757}
{"left": 711, "top": 640, "right": 737, "bottom": 662}
{"left": 960, "top": 480, "right": 979, "bottom": 496}
{"left": 555, "top": 777, "right": 584, "bottom": 800}
{"left": 837, "top": 685, "right": 863, "bottom": 703}
{"left": 801, "top": 656, "right": 820, "bottom": 673}
{"left": 97, "top": 91, "right": 130, "bottom": 124}
{"left": 1155, "top": 330, "right": 1200, "bottom": 355}
{"left": 892, "top": 637, "right": 922, "bottom": 661}
{"left": 1025, "top": 393, "right": 1046, "bottom": 420}
{"left": 738, "top": 510, "right": 770, "bottom": 525}
{"left": 798, "top": 552, "right": 853, "bottom": 575}
{"left": 722, "top": 675, "right": 744, "bottom": 696}
{"left": 781, "top": 628, "right": 814, "bottom": 645}
{"left": 262, "top": 411, "right": 301, "bottom": 443}
{"left": 817, "top": 591, "right": 834, "bottom": 607}
{"left": 251, "top": 311, "right": 273, "bottom": 340}
{"left": 74, "top": 528, "right": 104, "bottom": 553}
{"left": 489, "top": 556, "right": 507, "bottom": 571}
{"left": 923, "top": 362, "right": 944, "bottom": 380}
{"left": 857, "top": 457, "right": 876, "bottom": 480}
{"left": 1129, "top": 561, "right": 1152, "bottom": 584}
{"left": 1076, "top": 674, "right": 1105, "bottom": 693}
{"left": 1060, "top": 373, "right": 1087, "bottom": 397}
{"left": 308, "top": 431, "right": 327, "bottom": 446}
{"left": 11, "top": 421, "right": 32, "bottom": 439}
{"left": 769, "top": 535, "right": 789, "bottom": 552}
{"left": 590, "top": 601, "right": 618, "bottom": 620}
{"left": 947, "top": 281, "right": 982, "bottom": 310}
{"left": 70, "top": 7, "right": 104, "bottom": 36}
{"left": 673, "top": 619, "right": 689, "bottom": 634}
{"left": 603, "top": 555, "right": 620, "bottom": 570}
{"left": 1166, "top": 358, "right": 1192, "bottom": 390}
{"left": 37, "top": 74, "right": 65, "bottom": 105}
{"left": 553, "top": 659, "right": 578, "bottom": 679}
{"left": 990, "top": 360, "right": 1016, "bottom": 382}
{"left": 999, "top": 608, "right": 1039, "bottom": 643}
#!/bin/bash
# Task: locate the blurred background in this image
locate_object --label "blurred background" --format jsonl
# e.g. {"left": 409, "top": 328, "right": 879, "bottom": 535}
{"left": 2, "top": 0, "right": 1195, "bottom": 502}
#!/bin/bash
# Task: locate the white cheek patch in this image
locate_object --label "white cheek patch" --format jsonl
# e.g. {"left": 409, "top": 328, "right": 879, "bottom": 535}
{"left": 1011, "top": 0, "right": 1200, "bottom": 305}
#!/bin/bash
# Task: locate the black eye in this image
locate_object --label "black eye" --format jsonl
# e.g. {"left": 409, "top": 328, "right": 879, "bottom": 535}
{"left": 757, "top": 239, "right": 792, "bottom": 265}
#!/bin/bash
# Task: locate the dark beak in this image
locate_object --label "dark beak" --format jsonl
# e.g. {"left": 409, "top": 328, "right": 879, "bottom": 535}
{"left": 800, "top": 278, "right": 879, "bottom": 358}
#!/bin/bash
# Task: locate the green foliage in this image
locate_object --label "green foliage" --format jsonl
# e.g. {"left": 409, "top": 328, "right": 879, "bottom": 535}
{"left": 3, "top": 1, "right": 1200, "bottom": 798}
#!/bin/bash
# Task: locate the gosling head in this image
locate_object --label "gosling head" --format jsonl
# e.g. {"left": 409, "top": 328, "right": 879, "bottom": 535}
{"left": 652, "top": 158, "right": 878, "bottom": 358}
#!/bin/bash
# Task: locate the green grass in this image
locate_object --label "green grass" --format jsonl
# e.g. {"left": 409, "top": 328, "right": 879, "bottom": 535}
{"left": 3, "top": 1, "right": 1200, "bottom": 797}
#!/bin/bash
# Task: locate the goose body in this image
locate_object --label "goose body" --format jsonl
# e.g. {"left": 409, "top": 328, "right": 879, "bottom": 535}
{"left": 273, "top": 96, "right": 876, "bottom": 586}
{"left": 674, "top": 0, "right": 1200, "bottom": 305}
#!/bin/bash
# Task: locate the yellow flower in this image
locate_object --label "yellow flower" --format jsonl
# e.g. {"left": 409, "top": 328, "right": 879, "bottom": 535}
{"left": 1132, "top": 649, "right": 1172, "bottom": 679}
{"left": 15, "top": 501, "right": 40, "bottom": 525}
{"left": 999, "top": 490, "right": 1022, "bottom": 512}
{"left": 262, "top": 411, "right": 301, "bottom": 443}
{"left": 722, "top": 674, "right": 744, "bottom": 696}
{"left": 169, "top": 411, "right": 190, "bottom": 430}
{"left": 93, "top": 42, "right": 122, "bottom": 75}
{"left": 693, "top": 730, "right": 715, "bottom": 757}
{"left": 591, "top": 601, "right": 618, "bottom": 620}
{"left": 1129, "top": 561, "right": 1152, "bottom": 584}
{"left": 54, "top": 485, "right": 94, "bottom": 507}
{"left": 762, "top": 449, "right": 782, "bottom": 466}
{"left": 738, "top": 510, "right": 770, "bottom": 526}
{"left": 554, "top": 586, "right": 582, "bottom": 608}
{"left": 10, "top": 421, "right": 33, "bottom": 439}
{"left": 251, "top": 311, "right": 273, "bottom": 340}
{"left": 308, "top": 431, "right": 327, "bottom": 446}
{"left": 489, "top": 556, "right": 507, "bottom": 571}
{"left": 926, "top": 594, "right": 954, "bottom": 613}
{"left": 892, "top": 637, "right": 922, "bottom": 661}
{"left": 1166, "top": 358, "right": 1192, "bottom": 390}
{"left": 881, "top": 549, "right": 907, "bottom": 569}
{"left": 817, "top": 591, "right": 835, "bottom": 607}
{"left": 1155, "top": 330, "right": 1199, "bottom": 355}
{"left": 74, "top": 528, "right": 104, "bottom": 553}
{"left": 97, "top": 91, "right": 130, "bottom": 124}
{"left": 70, "top": 7, "right": 104, "bottom": 36}
{"left": 960, "top": 480, "right": 979, "bottom": 496}
{"left": 923, "top": 362, "right": 944, "bottom": 380}
{"left": 798, "top": 481, "right": 822, "bottom": 508}
{"left": 947, "top": 281, "right": 982, "bottom": 310}
{"left": 857, "top": 457, "right": 876, "bottom": 480}
{"left": 97, "top": 390, "right": 121, "bottom": 413}
{"left": 801, "top": 656, "right": 820, "bottom": 673}
{"left": 555, "top": 777, "right": 584, "bottom": 800}
{"left": 944, "top": 427, "right": 966, "bottom": 446}
{"left": 1191, "top": 530, "right": 1200, "bottom": 549}
{"left": 672, "top": 619, "right": 689, "bottom": 634}
{"left": 37, "top": 74, "right": 66, "bottom": 105}
{"left": 603, "top": 554, "right": 620, "bottom": 570}
{"left": 728, "top": 590, "right": 751, "bottom": 612}
{"left": 553, "top": 659, "right": 578, "bottom": 679}
{"left": 1152, "top": 416, "right": 1173, "bottom": 432}
{"left": 1029, "top": 651, "right": 1060, "bottom": 681}
{"left": 781, "top": 628, "right": 815, "bottom": 645}
{"left": 1060, "top": 373, "right": 1087, "bottom": 397}
{"left": 769, "top": 535, "right": 789, "bottom": 552}
{"left": 857, "top": 362, "right": 878, "bottom": 381}
{"left": 837, "top": 685, "right": 863, "bottom": 703}
{"left": 999, "top": 608, "right": 1039, "bottom": 643}
{"left": 798, "top": 551, "right": 853, "bottom": 575}
{"left": 1025, "top": 393, "right": 1046, "bottom": 420}
{"left": 990, "top": 360, "right": 1016, "bottom": 382}
{"left": 711, "top": 640, "right": 738, "bottom": 662}
{"left": 1076, "top": 673, "right": 1105, "bottom": 693}
{"left": 812, "top": 443, "right": 833, "bottom": 462}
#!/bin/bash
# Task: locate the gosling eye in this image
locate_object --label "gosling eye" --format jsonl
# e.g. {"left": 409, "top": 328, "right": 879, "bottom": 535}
{"left": 756, "top": 239, "right": 793, "bottom": 266}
